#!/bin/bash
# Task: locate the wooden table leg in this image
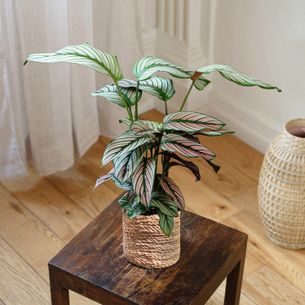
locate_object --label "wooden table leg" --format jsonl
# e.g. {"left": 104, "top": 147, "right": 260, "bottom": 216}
{"left": 224, "top": 255, "right": 246, "bottom": 305}
{"left": 50, "top": 281, "right": 70, "bottom": 305}
{"left": 49, "top": 266, "right": 70, "bottom": 305}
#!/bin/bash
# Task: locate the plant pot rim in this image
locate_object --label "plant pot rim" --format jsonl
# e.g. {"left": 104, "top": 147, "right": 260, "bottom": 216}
{"left": 284, "top": 118, "right": 305, "bottom": 139}
{"left": 123, "top": 211, "right": 181, "bottom": 220}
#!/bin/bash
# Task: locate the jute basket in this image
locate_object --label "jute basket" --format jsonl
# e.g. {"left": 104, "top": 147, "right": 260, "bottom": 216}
{"left": 122, "top": 212, "right": 181, "bottom": 268}
{"left": 258, "top": 118, "right": 305, "bottom": 249}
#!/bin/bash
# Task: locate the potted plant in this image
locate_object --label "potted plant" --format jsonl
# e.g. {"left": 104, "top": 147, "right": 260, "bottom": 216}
{"left": 25, "top": 43, "right": 280, "bottom": 268}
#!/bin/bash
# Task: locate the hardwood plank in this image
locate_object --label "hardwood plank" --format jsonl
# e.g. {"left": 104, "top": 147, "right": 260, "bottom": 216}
{"left": 0, "top": 299, "right": 6, "bottom": 305}
{"left": 48, "top": 162, "right": 119, "bottom": 218}
{"left": 243, "top": 266, "right": 305, "bottom": 305}
{"left": 0, "top": 236, "right": 49, "bottom": 305}
{"left": 1, "top": 170, "right": 92, "bottom": 243}
{"left": 223, "top": 211, "right": 305, "bottom": 294}
{"left": 0, "top": 183, "right": 63, "bottom": 280}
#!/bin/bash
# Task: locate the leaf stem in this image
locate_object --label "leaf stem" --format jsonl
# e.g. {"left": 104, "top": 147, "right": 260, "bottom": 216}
{"left": 179, "top": 80, "right": 195, "bottom": 111}
{"left": 134, "top": 81, "right": 140, "bottom": 120}
{"left": 164, "top": 100, "right": 168, "bottom": 115}
{"left": 114, "top": 80, "right": 133, "bottom": 121}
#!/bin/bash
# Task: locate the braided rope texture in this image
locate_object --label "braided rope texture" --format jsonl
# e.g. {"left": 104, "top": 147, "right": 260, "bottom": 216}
{"left": 258, "top": 119, "right": 305, "bottom": 249}
{"left": 122, "top": 212, "right": 181, "bottom": 268}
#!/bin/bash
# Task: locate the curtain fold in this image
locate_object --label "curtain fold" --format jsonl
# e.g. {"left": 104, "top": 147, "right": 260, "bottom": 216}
{"left": 0, "top": 0, "right": 144, "bottom": 180}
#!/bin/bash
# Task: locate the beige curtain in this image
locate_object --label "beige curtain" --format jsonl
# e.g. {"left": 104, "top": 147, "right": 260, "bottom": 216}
{"left": 0, "top": 0, "right": 143, "bottom": 179}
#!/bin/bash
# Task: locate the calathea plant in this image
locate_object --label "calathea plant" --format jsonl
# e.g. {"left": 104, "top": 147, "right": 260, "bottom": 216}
{"left": 25, "top": 43, "right": 281, "bottom": 236}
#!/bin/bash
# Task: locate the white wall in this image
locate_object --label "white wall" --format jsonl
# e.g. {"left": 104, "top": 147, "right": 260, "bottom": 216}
{"left": 144, "top": 0, "right": 305, "bottom": 153}
{"left": 203, "top": 0, "right": 305, "bottom": 152}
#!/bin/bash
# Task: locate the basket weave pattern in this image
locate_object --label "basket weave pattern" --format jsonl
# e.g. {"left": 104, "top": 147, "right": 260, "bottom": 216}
{"left": 122, "top": 212, "right": 181, "bottom": 268}
{"left": 258, "top": 119, "right": 305, "bottom": 249}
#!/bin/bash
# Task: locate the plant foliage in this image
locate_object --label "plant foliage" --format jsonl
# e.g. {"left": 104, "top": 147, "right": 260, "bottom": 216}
{"left": 25, "top": 44, "right": 281, "bottom": 236}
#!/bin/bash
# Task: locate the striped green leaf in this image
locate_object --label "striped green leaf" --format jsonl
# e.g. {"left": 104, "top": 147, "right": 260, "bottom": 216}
{"left": 130, "top": 120, "right": 163, "bottom": 136}
{"left": 158, "top": 212, "right": 174, "bottom": 237}
{"left": 161, "top": 134, "right": 215, "bottom": 160}
{"left": 113, "top": 145, "right": 146, "bottom": 182}
{"left": 94, "top": 169, "right": 114, "bottom": 189}
{"left": 151, "top": 195, "right": 178, "bottom": 217}
{"left": 163, "top": 111, "right": 225, "bottom": 132}
{"left": 198, "top": 130, "right": 234, "bottom": 136}
{"left": 119, "top": 77, "right": 175, "bottom": 101}
{"left": 25, "top": 43, "right": 123, "bottom": 81}
{"left": 132, "top": 157, "right": 156, "bottom": 206}
{"left": 112, "top": 176, "right": 132, "bottom": 191}
{"left": 92, "top": 85, "right": 141, "bottom": 107}
{"left": 102, "top": 132, "right": 153, "bottom": 165}
{"left": 193, "top": 75, "right": 211, "bottom": 91}
{"left": 197, "top": 64, "right": 281, "bottom": 92}
{"left": 134, "top": 56, "right": 190, "bottom": 80}
{"left": 159, "top": 176, "right": 185, "bottom": 210}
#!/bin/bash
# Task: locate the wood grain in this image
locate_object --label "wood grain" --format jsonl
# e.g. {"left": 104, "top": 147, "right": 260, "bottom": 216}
{"left": 1, "top": 109, "right": 304, "bottom": 304}
{"left": 49, "top": 201, "right": 247, "bottom": 305}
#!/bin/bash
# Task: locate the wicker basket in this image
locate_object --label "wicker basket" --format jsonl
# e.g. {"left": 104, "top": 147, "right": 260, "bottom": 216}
{"left": 122, "top": 212, "right": 181, "bottom": 268}
{"left": 258, "top": 119, "right": 305, "bottom": 249}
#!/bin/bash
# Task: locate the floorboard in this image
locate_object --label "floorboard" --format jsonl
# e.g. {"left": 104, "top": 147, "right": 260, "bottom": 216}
{"left": 1, "top": 109, "right": 304, "bottom": 304}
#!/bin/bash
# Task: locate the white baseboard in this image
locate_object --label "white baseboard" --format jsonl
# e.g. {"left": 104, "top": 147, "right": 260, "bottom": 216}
{"left": 198, "top": 90, "right": 282, "bottom": 153}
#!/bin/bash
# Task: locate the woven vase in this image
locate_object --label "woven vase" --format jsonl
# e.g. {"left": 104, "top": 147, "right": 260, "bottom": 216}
{"left": 122, "top": 212, "right": 181, "bottom": 268}
{"left": 258, "top": 118, "right": 305, "bottom": 249}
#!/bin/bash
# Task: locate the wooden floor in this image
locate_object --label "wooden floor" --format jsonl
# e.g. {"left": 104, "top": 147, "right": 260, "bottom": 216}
{"left": 1, "top": 109, "right": 305, "bottom": 305}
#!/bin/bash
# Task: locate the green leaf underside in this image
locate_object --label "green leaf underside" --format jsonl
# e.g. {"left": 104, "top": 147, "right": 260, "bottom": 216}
{"left": 151, "top": 197, "right": 178, "bottom": 217}
{"left": 119, "top": 77, "right": 175, "bottom": 101}
{"left": 113, "top": 145, "right": 146, "bottom": 182}
{"left": 132, "top": 158, "right": 156, "bottom": 206}
{"left": 158, "top": 212, "right": 174, "bottom": 237}
{"left": 119, "top": 192, "right": 146, "bottom": 218}
{"left": 197, "top": 64, "right": 281, "bottom": 92}
{"left": 102, "top": 132, "right": 154, "bottom": 165}
{"left": 159, "top": 176, "right": 185, "bottom": 210}
{"left": 161, "top": 134, "right": 215, "bottom": 160}
{"left": 130, "top": 120, "right": 163, "bottom": 135}
{"left": 25, "top": 43, "right": 123, "bottom": 81}
{"left": 163, "top": 111, "right": 225, "bottom": 132}
{"left": 92, "top": 85, "right": 142, "bottom": 107}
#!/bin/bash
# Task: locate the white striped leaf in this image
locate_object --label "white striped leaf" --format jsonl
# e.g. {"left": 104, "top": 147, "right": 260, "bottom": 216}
{"left": 197, "top": 64, "right": 281, "bottom": 92}
{"left": 132, "top": 158, "right": 156, "bottom": 206}
{"left": 113, "top": 145, "right": 146, "bottom": 182}
{"left": 94, "top": 169, "right": 114, "bottom": 189}
{"left": 159, "top": 176, "right": 185, "bottom": 210}
{"left": 102, "top": 132, "right": 154, "bottom": 165}
{"left": 112, "top": 176, "right": 132, "bottom": 191}
{"left": 130, "top": 120, "right": 163, "bottom": 136}
{"left": 163, "top": 111, "right": 225, "bottom": 132}
{"left": 198, "top": 130, "right": 234, "bottom": 136}
{"left": 193, "top": 75, "right": 211, "bottom": 90}
{"left": 119, "top": 77, "right": 175, "bottom": 101}
{"left": 25, "top": 43, "right": 123, "bottom": 81}
{"left": 151, "top": 194, "right": 178, "bottom": 217}
{"left": 158, "top": 212, "right": 174, "bottom": 237}
{"left": 92, "top": 85, "right": 141, "bottom": 107}
{"left": 161, "top": 134, "right": 215, "bottom": 160}
{"left": 133, "top": 56, "right": 190, "bottom": 80}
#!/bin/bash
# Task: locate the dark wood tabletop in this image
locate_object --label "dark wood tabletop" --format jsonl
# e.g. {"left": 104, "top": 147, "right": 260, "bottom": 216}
{"left": 49, "top": 198, "right": 247, "bottom": 305}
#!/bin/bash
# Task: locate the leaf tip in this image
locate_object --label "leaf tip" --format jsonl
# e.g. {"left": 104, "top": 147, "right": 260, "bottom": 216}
{"left": 23, "top": 60, "right": 28, "bottom": 66}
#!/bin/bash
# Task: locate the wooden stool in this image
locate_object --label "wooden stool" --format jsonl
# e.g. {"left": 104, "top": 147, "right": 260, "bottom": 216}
{"left": 49, "top": 198, "right": 247, "bottom": 305}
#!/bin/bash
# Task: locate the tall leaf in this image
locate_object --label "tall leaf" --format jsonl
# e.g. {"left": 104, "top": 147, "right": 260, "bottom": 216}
{"left": 197, "top": 64, "right": 281, "bottom": 92}
{"left": 25, "top": 43, "right": 123, "bottom": 81}
{"left": 92, "top": 85, "right": 141, "bottom": 107}
{"left": 113, "top": 145, "right": 146, "bottom": 182}
{"left": 132, "top": 158, "right": 156, "bottom": 206}
{"left": 130, "top": 120, "right": 162, "bottom": 136}
{"left": 158, "top": 212, "right": 174, "bottom": 237}
{"left": 151, "top": 195, "right": 178, "bottom": 217}
{"left": 159, "top": 177, "right": 185, "bottom": 210}
{"left": 163, "top": 111, "right": 225, "bottom": 132}
{"left": 161, "top": 134, "right": 215, "bottom": 160}
{"left": 133, "top": 56, "right": 190, "bottom": 80}
{"left": 102, "top": 132, "right": 154, "bottom": 165}
{"left": 119, "top": 77, "right": 175, "bottom": 101}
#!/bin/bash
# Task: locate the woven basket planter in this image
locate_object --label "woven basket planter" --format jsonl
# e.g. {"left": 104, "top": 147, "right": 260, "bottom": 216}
{"left": 122, "top": 212, "right": 181, "bottom": 268}
{"left": 258, "top": 118, "right": 305, "bottom": 249}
